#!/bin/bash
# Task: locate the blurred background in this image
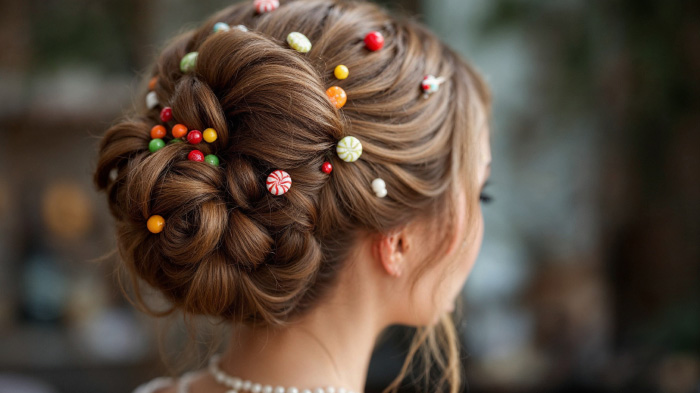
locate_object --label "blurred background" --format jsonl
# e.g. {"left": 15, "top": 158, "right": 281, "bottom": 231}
{"left": 0, "top": 0, "right": 698, "bottom": 392}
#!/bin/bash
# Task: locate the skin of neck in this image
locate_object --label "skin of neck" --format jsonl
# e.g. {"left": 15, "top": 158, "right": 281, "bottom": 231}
{"left": 219, "top": 236, "right": 400, "bottom": 392}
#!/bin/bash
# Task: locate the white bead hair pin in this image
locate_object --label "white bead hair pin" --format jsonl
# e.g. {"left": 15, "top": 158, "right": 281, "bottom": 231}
{"left": 146, "top": 91, "right": 159, "bottom": 109}
{"left": 421, "top": 74, "right": 446, "bottom": 98}
{"left": 371, "top": 178, "right": 387, "bottom": 198}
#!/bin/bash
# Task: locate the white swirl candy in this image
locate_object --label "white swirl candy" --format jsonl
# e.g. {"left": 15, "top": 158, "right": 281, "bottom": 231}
{"left": 336, "top": 136, "right": 362, "bottom": 162}
{"left": 266, "top": 170, "right": 292, "bottom": 196}
{"left": 287, "top": 32, "right": 312, "bottom": 53}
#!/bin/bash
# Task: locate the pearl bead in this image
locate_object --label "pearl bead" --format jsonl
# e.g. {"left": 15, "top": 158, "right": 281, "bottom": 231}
{"left": 334, "top": 65, "right": 349, "bottom": 80}
{"left": 263, "top": 386, "right": 273, "bottom": 393}
{"left": 314, "top": 389, "right": 325, "bottom": 393}
{"left": 160, "top": 107, "right": 173, "bottom": 122}
{"left": 172, "top": 124, "right": 188, "bottom": 138}
{"left": 226, "top": 390, "right": 238, "bottom": 393}
{"left": 274, "top": 387, "right": 285, "bottom": 393}
{"left": 243, "top": 380, "right": 252, "bottom": 390}
{"left": 301, "top": 390, "right": 312, "bottom": 393}
{"left": 252, "top": 383, "right": 262, "bottom": 393}
{"left": 288, "top": 388, "right": 299, "bottom": 393}
{"left": 364, "top": 31, "right": 384, "bottom": 51}
{"left": 326, "top": 388, "right": 335, "bottom": 393}
{"left": 338, "top": 389, "right": 346, "bottom": 393}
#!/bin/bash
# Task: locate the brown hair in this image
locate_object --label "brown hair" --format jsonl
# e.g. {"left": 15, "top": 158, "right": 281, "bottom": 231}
{"left": 93, "top": 0, "right": 490, "bottom": 391}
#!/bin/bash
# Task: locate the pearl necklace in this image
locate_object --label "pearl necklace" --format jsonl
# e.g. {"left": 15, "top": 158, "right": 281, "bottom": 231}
{"left": 208, "top": 354, "right": 358, "bottom": 393}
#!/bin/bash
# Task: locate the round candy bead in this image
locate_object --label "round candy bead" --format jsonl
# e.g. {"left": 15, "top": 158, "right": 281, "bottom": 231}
{"left": 146, "top": 91, "right": 159, "bottom": 109}
{"left": 188, "top": 149, "right": 204, "bottom": 162}
{"left": 167, "top": 138, "right": 183, "bottom": 144}
{"left": 203, "top": 128, "right": 218, "bottom": 143}
{"left": 254, "top": 0, "right": 279, "bottom": 14}
{"left": 334, "top": 65, "right": 349, "bottom": 80}
{"left": 172, "top": 124, "right": 188, "bottom": 138}
{"left": 186, "top": 130, "right": 203, "bottom": 144}
{"left": 326, "top": 86, "right": 347, "bottom": 109}
{"left": 180, "top": 51, "right": 198, "bottom": 73}
{"left": 287, "top": 32, "right": 312, "bottom": 53}
{"left": 147, "top": 215, "right": 165, "bottom": 234}
{"left": 149, "top": 138, "right": 165, "bottom": 153}
{"left": 160, "top": 107, "right": 173, "bottom": 122}
{"left": 235, "top": 24, "right": 249, "bottom": 32}
{"left": 148, "top": 76, "right": 158, "bottom": 91}
{"left": 213, "top": 22, "right": 230, "bottom": 33}
{"left": 204, "top": 154, "right": 220, "bottom": 166}
{"left": 150, "top": 125, "right": 166, "bottom": 139}
{"left": 266, "top": 170, "right": 292, "bottom": 196}
{"left": 336, "top": 136, "right": 362, "bottom": 162}
{"left": 321, "top": 161, "right": 333, "bottom": 174}
{"left": 364, "top": 31, "right": 384, "bottom": 51}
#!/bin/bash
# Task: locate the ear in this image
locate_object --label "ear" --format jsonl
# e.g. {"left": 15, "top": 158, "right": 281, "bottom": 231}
{"left": 372, "top": 230, "right": 408, "bottom": 277}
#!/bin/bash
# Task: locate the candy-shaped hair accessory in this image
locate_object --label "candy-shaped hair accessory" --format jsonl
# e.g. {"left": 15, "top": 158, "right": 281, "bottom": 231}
{"left": 235, "top": 25, "right": 249, "bottom": 32}
{"left": 334, "top": 65, "right": 349, "bottom": 80}
{"left": 160, "top": 107, "right": 173, "bottom": 122}
{"left": 287, "top": 32, "right": 312, "bottom": 53}
{"left": 421, "top": 75, "right": 446, "bottom": 98}
{"left": 203, "top": 128, "right": 218, "bottom": 143}
{"left": 148, "top": 77, "right": 158, "bottom": 91}
{"left": 147, "top": 215, "right": 165, "bottom": 234}
{"left": 180, "top": 52, "right": 198, "bottom": 73}
{"left": 254, "top": 0, "right": 279, "bottom": 14}
{"left": 326, "top": 86, "right": 347, "bottom": 109}
{"left": 336, "top": 136, "right": 362, "bottom": 162}
{"left": 213, "top": 22, "right": 230, "bottom": 33}
{"left": 321, "top": 161, "right": 333, "bottom": 174}
{"left": 266, "top": 170, "right": 292, "bottom": 196}
{"left": 188, "top": 150, "right": 205, "bottom": 162}
{"left": 172, "top": 124, "right": 188, "bottom": 138}
{"left": 371, "top": 178, "right": 387, "bottom": 198}
{"left": 186, "top": 130, "right": 203, "bottom": 145}
{"left": 146, "top": 91, "right": 159, "bottom": 109}
{"left": 364, "top": 31, "right": 384, "bottom": 51}
{"left": 149, "top": 138, "right": 165, "bottom": 153}
{"left": 150, "top": 125, "right": 166, "bottom": 139}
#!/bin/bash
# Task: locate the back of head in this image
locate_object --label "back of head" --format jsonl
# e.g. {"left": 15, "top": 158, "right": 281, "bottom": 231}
{"left": 94, "top": 0, "right": 489, "bottom": 328}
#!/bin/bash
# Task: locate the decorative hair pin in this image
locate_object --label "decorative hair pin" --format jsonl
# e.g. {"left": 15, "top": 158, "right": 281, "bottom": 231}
{"left": 213, "top": 22, "right": 230, "bottom": 33}
{"left": 267, "top": 170, "right": 292, "bottom": 196}
{"left": 421, "top": 75, "right": 446, "bottom": 98}
{"left": 371, "top": 178, "right": 387, "bottom": 198}
{"left": 326, "top": 86, "right": 347, "bottom": 109}
{"left": 336, "top": 136, "right": 362, "bottom": 162}
{"left": 147, "top": 215, "right": 165, "bottom": 233}
{"left": 334, "top": 65, "right": 349, "bottom": 80}
{"left": 364, "top": 31, "right": 384, "bottom": 51}
{"left": 180, "top": 52, "right": 198, "bottom": 73}
{"left": 146, "top": 91, "right": 159, "bottom": 109}
{"left": 287, "top": 32, "right": 312, "bottom": 53}
{"left": 255, "top": 0, "right": 279, "bottom": 14}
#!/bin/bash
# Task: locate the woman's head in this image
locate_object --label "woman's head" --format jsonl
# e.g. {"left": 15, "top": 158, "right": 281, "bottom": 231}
{"left": 94, "top": 0, "right": 489, "bottom": 389}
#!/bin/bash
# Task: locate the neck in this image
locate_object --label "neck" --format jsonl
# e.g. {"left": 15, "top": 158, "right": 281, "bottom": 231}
{"left": 219, "top": 260, "right": 389, "bottom": 392}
